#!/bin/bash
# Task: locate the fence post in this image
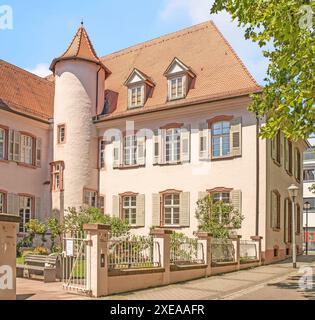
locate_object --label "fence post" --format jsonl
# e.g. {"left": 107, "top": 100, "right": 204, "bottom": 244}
{"left": 151, "top": 229, "right": 172, "bottom": 285}
{"left": 0, "top": 214, "right": 21, "bottom": 301}
{"left": 251, "top": 236, "right": 263, "bottom": 265}
{"left": 195, "top": 232, "right": 212, "bottom": 277}
{"left": 83, "top": 224, "right": 111, "bottom": 298}
{"left": 230, "top": 235, "right": 241, "bottom": 270}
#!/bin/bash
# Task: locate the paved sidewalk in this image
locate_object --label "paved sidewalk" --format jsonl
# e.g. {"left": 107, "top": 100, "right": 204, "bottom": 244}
{"left": 16, "top": 255, "right": 315, "bottom": 300}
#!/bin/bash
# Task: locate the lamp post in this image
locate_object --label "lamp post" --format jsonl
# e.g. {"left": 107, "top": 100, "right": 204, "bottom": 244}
{"left": 304, "top": 201, "right": 311, "bottom": 256}
{"left": 288, "top": 184, "right": 299, "bottom": 268}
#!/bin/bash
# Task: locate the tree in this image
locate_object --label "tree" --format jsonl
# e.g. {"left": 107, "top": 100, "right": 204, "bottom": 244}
{"left": 195, "top": 195, "right": 244, "bottom": 238}
{"left": 211, "top": 0, "right": 315, "bottom": 141}
{"left": 47, "top": 218, "right": 64, "bottom": 253}
{"left": 25, "top": 219, "right": 47, "bottom": 246}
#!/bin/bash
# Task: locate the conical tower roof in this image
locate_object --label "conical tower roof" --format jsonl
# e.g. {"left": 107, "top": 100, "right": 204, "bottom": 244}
{"left": 50, "top": 22, "right": 106, "bottom": 72}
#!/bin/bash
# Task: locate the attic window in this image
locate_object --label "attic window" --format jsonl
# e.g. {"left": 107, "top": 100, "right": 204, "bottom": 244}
{"left": 169, "top": 76, "right": 185, "bottom": 100}
{"left": 129, "top": 85, "right": 144, "bottom": 109}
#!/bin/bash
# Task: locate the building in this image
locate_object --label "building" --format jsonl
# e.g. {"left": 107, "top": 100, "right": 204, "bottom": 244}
{"left": 0, "top": 21, "right": 308, "bottom": 263}
{"left": 303, "top": 137, "right": 315, "bottom": 251}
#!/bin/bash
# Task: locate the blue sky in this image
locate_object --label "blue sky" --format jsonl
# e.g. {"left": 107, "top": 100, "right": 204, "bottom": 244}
{"left": 0, "top": 0, "right": 268, "bottom": 84}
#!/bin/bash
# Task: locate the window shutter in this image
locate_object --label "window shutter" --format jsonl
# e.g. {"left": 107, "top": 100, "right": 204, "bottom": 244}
{"left": 180, "top": 126, "right": 190, "bottom": 163}
{"left": 230, "top": 117, "right": 242, "bottom": 157}
{"left": 153, "top": 130, "right": 160, "bottom": 165}
{"left": 112, "top": 195, "right": 120, "bottom": 218}
{"left": 161, "top": 129, "right": 166, "bottom": 164}
{"left": 199, "top": 123, "right": 209, "bottom": 160}
{"left": 98, "top": 195, "right": 105, "bottom": 214}
{"left": 180, "top": 192, "right": 190, "bottom": 227}
{"left": 231, "top": 190, "right": 242, "bottom": 214}
{"left": 7, "top": 193, "right": 19, "bottom": 215}
{"left": 8, "top": 129, "right": 14, "bottom": 161}
{"left": 198, "top": 192, "right": 208, "bottom": 201}
{"left": 36, "top": 138, "right": 42, "bottom": 167}
{"left": 35, "top": 197, "right": 41, "bottom": 219}
{"left": 271, "top": 137, "right": 276, "bottom": 161}
{"left": 182, "top": 75, "right": 187, "bottom": 96}
{"left": 293, "top": 148, "right": 298, "bottom": 179}
{"left": 13, "top": 131, "right": 21, "bottom": 162}
{"left": 137, "top": 136, "right": 146, "bottom": 166}
{"left": 113, "top": 140, "right": 121, "bottom": 168}
{"left": 284, "top": 138, "right": 289, "bottom": 171}
{"left": 136, "top": 194, "right": 145, "bottom": 227}
{"left": 280, "top": 132, "right": 284, "bottom": 165}
{"left": 152, "top": 194, "right": 161, "bottom": 227}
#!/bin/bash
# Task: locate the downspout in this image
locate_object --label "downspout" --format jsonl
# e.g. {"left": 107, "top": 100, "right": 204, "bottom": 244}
{"left": 96, "top": 66, "right": 102, "bottom": 198}
{"left": 256, "top": 113, "right": 260, "bottom": 236}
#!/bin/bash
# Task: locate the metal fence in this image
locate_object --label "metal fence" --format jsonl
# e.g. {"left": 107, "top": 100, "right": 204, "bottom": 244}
{"left": 170, "top": 237, "right": 204, "bottom": 265}
{"left": 62, "top": 231, "right": 91, "bottom": 295}
{"left": 211, "top": 238, "right": 235, "bottom": 264}
{"left": 108, "top": 233, "right": 161, "bottom": 270}
{"left": 240, "top": 240, "right": 258, "bottom": 261}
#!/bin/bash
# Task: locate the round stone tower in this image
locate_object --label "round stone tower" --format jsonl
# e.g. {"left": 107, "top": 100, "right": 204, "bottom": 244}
{"left": 50, "top": 23, "right": 106, "bottom": 219}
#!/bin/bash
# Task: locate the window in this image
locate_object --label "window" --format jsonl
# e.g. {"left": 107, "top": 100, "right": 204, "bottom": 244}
{"left": 169, "top": 76, "right": 185, "bottom": 100}
{"left": 271, "top": 132, "right": 281, "bottom": 164}
{"left": 271, "top": 190, "right": 281, "bottom": 229}
{"left": 0, "top": 192, "right": 6, "bottom": 213}
{"left": 284, "top": 198, "right": 293, "bottom": 243}
{"left": 57, "top": 125, "right": 66, "bottom": 144}
{"left": 0, "top": 128, "right": 7, "bottom": 160}
{"left": 19, "top": 196, "right": 33, "bottom": 233}
{"left": 288, "top": 140, "right": 293, "bottom": 174}
{"left": 295, "top": 148, "right": 301, "bottom": 181}
{"left": 165, "top": 128, "right": 181, "bottom": 163}
{"left": 20, "top": 134, "right": 33, "bottom": 165}
{"left": 83, "top": 189, "right": 98, "bottom": 208}
{"left": 212, "top": 121, "right": 230, "bottom": 158}
{"left": 122, "top": 196, "right": 137, "bottom": 226}
{"left": 213, "top": 192, "right": 230, "bottom": 204}
{"left": 99, "top": 140, "right": 106, "bottom": 169}
{"left": 296, "top": 204, "right": 301, "bottom": 234}
{"left": 163, "top": 193, "right": 180, "bottom": 226}
{"left": 129, "top": 86, "right": 143, "bottom": 109}
{"left": 304, "top": 168, "right": 315, "bottom": 182}
{"left": 51, "top": 162, "right": 64, "bottom": 191}
{"left": 124, "top": 135, "right": 137, "bottom": 166}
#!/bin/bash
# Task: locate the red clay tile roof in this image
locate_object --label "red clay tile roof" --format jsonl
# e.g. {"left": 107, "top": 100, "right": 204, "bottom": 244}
{"left": 99, "top": 21, "right": 262, "bottom": 118}
{"left": 0, "top": 60, "right": 54, "bottom": 121}
{"left": 50, "top": 23, "right": 106, "bottom": 72}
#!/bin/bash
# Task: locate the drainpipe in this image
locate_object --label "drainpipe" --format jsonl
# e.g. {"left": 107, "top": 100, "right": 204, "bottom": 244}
{"left": 96, "top": 66, "right": 102, "bottom": 198}
{"left": 256, "top": 113, "right": 260, "bottom": 236}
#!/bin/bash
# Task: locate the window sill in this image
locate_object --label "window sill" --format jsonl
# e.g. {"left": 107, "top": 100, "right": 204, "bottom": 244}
{"left": 0, "top": 159, "right": 9, "bottom": 164}
{"left": 159, "top": 226, "right": 189, "bottom": 229}
{"left": 18, "top": 163, "right": 37, "bottom": 170}
{"left": 211, "top": 155, "right": 238, "bottom": 161}
{"left": 114, "top": 164, "right": 145, "bottom": 170}
{"left": 154, "top": 162, "right": 183, "bottom": 167}
{"left": 272, "top": 160, "right": 281, "bottom": 167}
{"left": 285, "top": 170, "right": 293, "bottom": 177}
{"left": 272, "top": 228, "right": 281, "bottom": 232}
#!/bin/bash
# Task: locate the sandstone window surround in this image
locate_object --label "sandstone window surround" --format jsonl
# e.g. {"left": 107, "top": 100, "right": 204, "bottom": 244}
{"left": 0, "top": 125, "right": 8, "bottom": 161}
{"left": 0, "top": 190, "right": 7, "bottom": 213}
{"left": 57, "top": 124, "right": 66, "bottom": 144}
{"left": 112, "top": 192, "right": 145, "bottom": 228}
{"left": 199, "top": 116, "right": 242, "bottom": 161}
{"left": 18, "top": 194, "right": 34, "bottom": 233}
{"left": 50, "top": 161, "right": 65, "bottom": 192}
{"left": 152, "top": 190, "right": 190, "bottom": 228}
{"left": 284, "top": 197, "right": 293, "bottom": 243}
{"left": 271, "top": 190, "right": 281, "bottom": 230}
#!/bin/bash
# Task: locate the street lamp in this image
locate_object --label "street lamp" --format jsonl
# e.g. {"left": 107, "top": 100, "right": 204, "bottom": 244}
{"left": 288, "top": 184, "right": 299, "bottom": 269}
{"left": 304, "top": 201, "right": 311, "bottom": 256}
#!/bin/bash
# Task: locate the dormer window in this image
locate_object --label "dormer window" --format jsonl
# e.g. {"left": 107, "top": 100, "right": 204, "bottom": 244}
{"left": 125, "top": 68, "right": 154, "bottom": 110}
{"left": 164, "top": 58, "right": 196, "bottom": 102}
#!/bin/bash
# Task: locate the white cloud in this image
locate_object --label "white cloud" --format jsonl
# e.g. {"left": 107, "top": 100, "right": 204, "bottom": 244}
{"left": 26, "top": 63, "right": 51, "bottom": 78}
{"left": 159, "top": 0, "right": 268, "bottom": 84}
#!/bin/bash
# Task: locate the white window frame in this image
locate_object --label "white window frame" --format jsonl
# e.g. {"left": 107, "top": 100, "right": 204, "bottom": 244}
{"left": 165, "top": 128, "right": 181, "bottom": 163}
{"left": 124, "top": 135, "right": 137, "bottom": 166}
{"left": 19, "top": 196, "right": 32, "bottom": 233}
{"left": 213, "top": 192, "right": 230, "bottom": 204}
{"left": 212, "top": 121, "right": 231, "bottom": 158}
{"left": 20, "top": 134, "right": 33, "bottom": 165}
{"left": 163, "top": 193, "right": 180, "bottom": 226}
{"left": 84, "top": 190, "right": 98, "bottom": 208}
{"left": 0, "top": 128, "right": 6, "bottom": 160}
{"left": 168, "top": 76, "right": 185, "bottom": 100}
{"left": 128, "top": 85, "right": 144, "bottom": 109}
{"left": 122, "top": 196, "right": 137, "bottom": 226}
{"left": 0, "top": 192, "right": 5, "bottom": 213}
{"left": 58, "top": 125, "right": 66, "bottom": 144}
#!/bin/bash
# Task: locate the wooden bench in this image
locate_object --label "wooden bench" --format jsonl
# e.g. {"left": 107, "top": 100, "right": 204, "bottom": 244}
{"left": 17, "top": 255, "right": 59, "bottom": 283}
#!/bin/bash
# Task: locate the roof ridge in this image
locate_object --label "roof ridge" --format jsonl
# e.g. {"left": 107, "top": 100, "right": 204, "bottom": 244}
{"left": 0, "top": 59, "right": 54, "bottom": 85}
{"left": 101, "top": 20, "right": 213, "bottom": 62}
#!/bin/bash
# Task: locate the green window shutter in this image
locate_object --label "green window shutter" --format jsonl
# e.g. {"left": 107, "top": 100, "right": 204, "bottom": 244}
{"left": 13, "top": 131, "right": 21, "bottom": 162}
{"left": 230, "top": 117, "right": 242, "bottom": 157}
{"left": 136, "top": 194, "right": 145, "bottom": 227}
{"left": 36, "top": 138, "right": 42, "bottom": 167}
{"left": 180, "top": 192, "right": 190, "bottom": 227}
{"left": 35, "top": 197, "right": 41, "bottom": 219}
{"left": 7, "top": 193, "right": 19, "bottom": 215}
{"left": 231, "top": 190, "right": 242, "bottom": 214}
{"left": 112, "top": 195, "right": 120, "bottom": 218}
{"left": 199, "top": 123, "right": 209, "bottom": 160}
{"left": 137, "top": 136, "right": 146, "bottom": 166}
{"left": 180, "top": 126, "right": 190, "bottom": 163}
{"left": 152, "top": 194, "right": 161, "bottom": 227}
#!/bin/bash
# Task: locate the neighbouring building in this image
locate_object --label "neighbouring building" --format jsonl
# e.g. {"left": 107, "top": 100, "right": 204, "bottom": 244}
{"left": 0, "top": 21, "right": 309, "bottom": 263}
{"left": 303, "top": 137, "right": 315, "bottom": 251}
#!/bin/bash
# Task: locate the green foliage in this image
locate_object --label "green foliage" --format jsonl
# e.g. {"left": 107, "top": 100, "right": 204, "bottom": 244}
{"left": 195, "top": 195, "right": 244, "bottom": 238}
{"left": 33, "top": 246, "right": 49, "bottom": 256}
{"left": 310, "top": 184, "right": 315, "bottom": 193}
{"left": 25, "top": 219, "right": 47, "bottom": 246}
{"left": 211, "top": 0, "right": 315, "bottom": 140}
{"left": 47, "top": 217, "right": 64, "bottom": 253}
{"left": 63, "top": 207, "right": 130, "bottom": 234}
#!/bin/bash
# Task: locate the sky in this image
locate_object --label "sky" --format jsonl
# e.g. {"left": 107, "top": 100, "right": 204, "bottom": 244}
{"left": 0, "top": 0, "right": 269, "bottom": 84}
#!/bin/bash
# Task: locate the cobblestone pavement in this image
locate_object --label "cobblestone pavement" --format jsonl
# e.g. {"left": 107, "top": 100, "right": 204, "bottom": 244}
{"left": 16, "top": 255, "right": 315, "bottom": 300}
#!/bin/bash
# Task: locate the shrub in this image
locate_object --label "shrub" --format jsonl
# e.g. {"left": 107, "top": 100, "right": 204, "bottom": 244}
{"left": 33, "top": 246, "right": 49, "bottom": 256}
